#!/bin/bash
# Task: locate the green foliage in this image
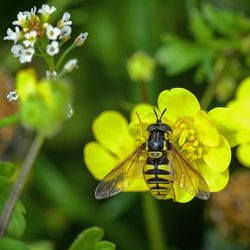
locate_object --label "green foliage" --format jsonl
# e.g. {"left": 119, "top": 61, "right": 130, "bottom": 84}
{"left": 156, "top": 34, "right": 201, "bottom": 75}
{"left": 69, "top": 227, "right": 115, "bottom": 250}
{"left": 0, "top": 162, "right": 26, "bottom": 239}
{"left": 157, "top": 1, "right": 250, "bottom": 96}
{"left": 0, "top": 238, "right": 30, "bottom": 250}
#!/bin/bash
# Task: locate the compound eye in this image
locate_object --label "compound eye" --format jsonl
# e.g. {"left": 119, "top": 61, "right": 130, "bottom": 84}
{"left": 159, "top": 123, "right": 172, "bottom": 133}
{"left": 147, "top": 124, "right": 156, "bottom": 131}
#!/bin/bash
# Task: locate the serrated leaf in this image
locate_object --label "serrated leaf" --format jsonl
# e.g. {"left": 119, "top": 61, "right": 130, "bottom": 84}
{"left": 0, "top": 162, "right": 15, "bottom": 178}
{"left": 69, "top": 227, "right": 115, "bottom": 250}
{"left": 0, "top": 190, "right": 26, "bottom": 239}
{"left": 95, "top": 241, "right": 115, "bottom": 250}
{"left": 0, "top": 238, "right": 30, "bottom": 250}
{"left": 156, "top": 34, "right": 201, "bottom": 75}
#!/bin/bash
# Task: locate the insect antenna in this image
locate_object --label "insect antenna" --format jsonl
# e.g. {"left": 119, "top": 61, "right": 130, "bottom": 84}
{"left": 159, "top": 108, "right": 167, "bottom": 121}
{"left": 153, "top": 108, "right": 159, "bottom": 123}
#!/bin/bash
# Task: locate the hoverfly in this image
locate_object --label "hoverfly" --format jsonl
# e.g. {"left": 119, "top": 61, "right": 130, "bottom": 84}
{"left": 95, "top": 109, "right": 210, "bottom": 201}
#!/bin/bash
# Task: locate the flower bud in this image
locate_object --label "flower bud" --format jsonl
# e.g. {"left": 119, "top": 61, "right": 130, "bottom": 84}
{"left": 16, "top": 69, "right": 72, "bottom": 136}
{"left": 74, "top": 32, "right": 88, "bottom": 47}
{"left": 127, "top": 51, "right": 156, "bottom": 82}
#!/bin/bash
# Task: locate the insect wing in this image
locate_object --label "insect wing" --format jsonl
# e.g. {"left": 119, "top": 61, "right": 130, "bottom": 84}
{"left": 95, "top": 143, "right": 146, "bottom": 200}
{"left": 167, "top": 144, "right": 210, "bottom": 200}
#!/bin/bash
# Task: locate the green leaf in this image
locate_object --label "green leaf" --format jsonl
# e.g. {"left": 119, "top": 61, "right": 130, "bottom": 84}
{"left": 156, "top": 34, "right": 201, "bottom": 75}
{"left": 0, "top": 162, "right": 15, "bottom": 178}
{"left": 188, "top": 8, "right": 213, "bottom": 43}
{"left": 0, "top": 238, "right": 30, "bottom": 250}
{"left": 95, "top": 241, "right": 116, "bottom": 250}
{"left": 0, "top": 176, "right": 12, "bottom": 189}
{"left": 0, "top": 190, "right": 26, "bottom": 239}
{"left": 69, "top": 227, "right": 115, "bottom": 250}
{"left": 202, "top": 2, "right": 241, "bottom": 36}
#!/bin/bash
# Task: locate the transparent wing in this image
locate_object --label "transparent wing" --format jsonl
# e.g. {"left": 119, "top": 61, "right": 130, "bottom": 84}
{"left": 167, "top": 144, "right": 210, "bottom": 200}
{"left": 95, "top": 143, "right": 146, "bottom": 200}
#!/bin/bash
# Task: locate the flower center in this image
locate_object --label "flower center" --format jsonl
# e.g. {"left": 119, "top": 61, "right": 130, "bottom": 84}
{"left": 170, "top": 117, "right": 203, "bottom": 161}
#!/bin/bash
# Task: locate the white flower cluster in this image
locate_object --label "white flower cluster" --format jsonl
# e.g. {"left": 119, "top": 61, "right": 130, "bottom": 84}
{"left": 4, "top": 4, "right": 73, "bottom": 63}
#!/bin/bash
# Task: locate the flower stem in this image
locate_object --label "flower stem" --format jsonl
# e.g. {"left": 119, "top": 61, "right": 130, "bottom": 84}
{"left": 55, "top": 43, "right": 76, "bottom": 71}
{"left": 200, "top": 61, "right": 228, "bottom": 110}
{"left": 142, "top": 193, "right": 168, "bottom": 250}
{"left": 0, "top": 134, "right": 44, "bottom": 237}
{"left": 140, "top": 80, "right": 148, "bottom": 103}
{"left": 0, "top": 113, "right": 20, "bottom": 128}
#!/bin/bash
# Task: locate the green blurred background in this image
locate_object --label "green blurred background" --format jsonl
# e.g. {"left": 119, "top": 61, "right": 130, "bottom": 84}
{"left": 1, "top": 0, "right": 250, "bottom": 250}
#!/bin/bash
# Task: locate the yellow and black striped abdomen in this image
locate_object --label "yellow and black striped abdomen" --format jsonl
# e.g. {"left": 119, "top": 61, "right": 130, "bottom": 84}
{"left": 143, "top": 155, "right": 172, "bottom": 200}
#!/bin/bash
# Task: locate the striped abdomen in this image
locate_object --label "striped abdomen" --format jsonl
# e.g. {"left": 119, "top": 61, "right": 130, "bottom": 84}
{"left": 143, "top": 154, "right": 172, "bottom": 200}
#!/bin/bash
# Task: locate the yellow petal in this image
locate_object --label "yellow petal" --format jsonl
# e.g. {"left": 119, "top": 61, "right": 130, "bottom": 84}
{"left": 227, "top": 99, "right": 250, "bottom": 131}
{"left": 198, "top": 163, "right": 229, "bottom": 192}
{"left": 194, "top": 110, "right": 220, "bottom": 147}
{"left": 237, "top": 143, "right": 250, "bottom": 168}
{"left": 172, "top": 183, "right": 194, "bottom": 203}
{"left": 84, "top": 142, "right": 148, "bottom": 192}
{"left": 158, "top": 88, "right": 200, "bottom": 123}
{"left": 93, "top": 111, "right": 134, "bottom": 157}
{"left": 208, "top": 107, "right": 239, "bottom": 147}
{"left": 131, "top": 103, "right": 156, "bottom": 123}
{"left": 203, "top": 135, "right": 231, "bottom": 173}
{"left": 236, "top": 76, "right": 250, "bottom": 101}
{"left": 126, "top": 175, "right": 149, "bottom": 192}
{"left": 83, "top": 142, "right": 117, "bottom": 180}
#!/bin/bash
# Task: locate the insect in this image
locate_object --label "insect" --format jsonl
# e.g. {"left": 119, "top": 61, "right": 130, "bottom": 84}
{"left": 95, "top": 109, "right": 210, "bottom": 201}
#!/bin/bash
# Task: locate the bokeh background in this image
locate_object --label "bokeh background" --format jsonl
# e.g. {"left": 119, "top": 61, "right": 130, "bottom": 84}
{"left": 1, "top": 0, "right": 250, "bottom": 250}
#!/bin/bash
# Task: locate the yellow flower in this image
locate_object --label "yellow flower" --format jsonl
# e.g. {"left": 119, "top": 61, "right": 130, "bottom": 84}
{"left": 84, "top": 111, "right": 147, "bottom": 192}
{"left": 211, "top": 77, "right": 250, "bottom": 167}
{"left": 84, "top": 88, "right": 231, "bottom": 202}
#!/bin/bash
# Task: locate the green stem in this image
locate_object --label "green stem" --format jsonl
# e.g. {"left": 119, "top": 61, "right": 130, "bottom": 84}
{"left": 142, "top": 193, "right": 168, "bottom": 250}
{"left": 0, "top": 113, "right": 20, "bottom": 128}
{"left": 55, "top": 43, "right": 77, "bottom": 71}
{"left": 200, "top": 78, "right": 219, "bottom": 110}
{"left": 0, "top": 134, "right": 44, "bottom": 237}
{"left": 200, "top": 61, "right": 229, "bottom": 110}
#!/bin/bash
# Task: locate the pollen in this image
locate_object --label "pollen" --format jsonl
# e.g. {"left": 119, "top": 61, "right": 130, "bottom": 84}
{"left": 171, "top": 118, "right": 203, "bottom": 161}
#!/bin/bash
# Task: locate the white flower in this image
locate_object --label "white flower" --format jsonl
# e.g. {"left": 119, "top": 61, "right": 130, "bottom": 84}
{"left": 4, "top": 27, "right": 20, "bottom": 43}
{"left": 19, "top": 47, "right": 35, "bottom": 63}
{"left": 74, "top": 32, "right": 88, "bottom": 46}
{"left": 12, "top": 12, "right": 27, "bottom": 26}
{"left": 46, "top": 25, "right": 60, "bottom": 40}
{"left": 46, "top": 70, "right": 57, "bottom": 80}
{"left": 11, "top": 44, "right": 23, "bottom": 57}
{"left": 38, "top": 4, "right": 56, "bottom": 16}
{"left": 11, "top": 45, "right": 34, "bottom": 63}
{"left": 46, "top": 41, "right": 59, "bottom": 56}
{"left": 64, "top": 58, "right": 78, "bottom": 72}
{"left": 62, "top": 12, "right": 72, "bottom": 26}
{"left": 7, "top": 91, "right": 18, "bottom": 102}
{"left": 58, "top": 12, "right": 72, "bottom": 28}
{"left": 23, "top": 30, "right": 37, "bottom": 47}
{"left": 59, "top": 25, "right": 72, "bottom": 40}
